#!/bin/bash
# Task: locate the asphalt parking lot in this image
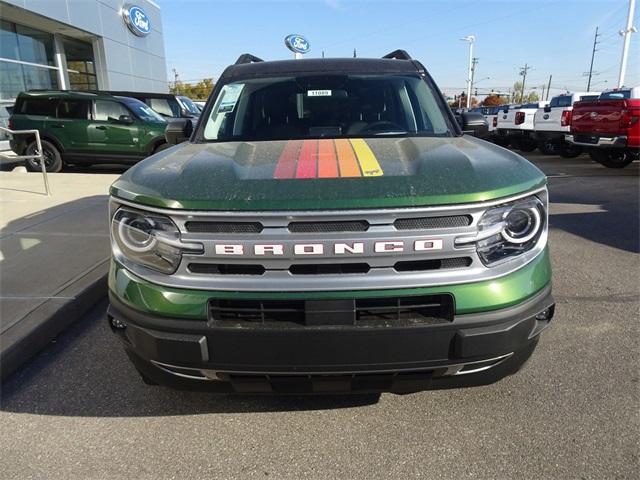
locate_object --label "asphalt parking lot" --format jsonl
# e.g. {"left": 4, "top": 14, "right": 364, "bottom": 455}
{"left": 1, "top": 151, "right": 638, "bottom": 480}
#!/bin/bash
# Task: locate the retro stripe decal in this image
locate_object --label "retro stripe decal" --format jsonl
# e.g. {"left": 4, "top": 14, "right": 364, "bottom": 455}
{"left": 274, "top": 140, "right": 302, "bottom": 179}
{"left": 335, "top": 139, "right": 361, "bottom": 177}
{"left": 274, "top": 139, "right": 383, "bottom": 179}
{"left": 349, "top": 138, "right": 383, "bottom": 177}
{"left": 318, "top": 139, "right": 339, "bottom": 178}
{"left": 295, "top": 140, "right": 318, "bottom": 178}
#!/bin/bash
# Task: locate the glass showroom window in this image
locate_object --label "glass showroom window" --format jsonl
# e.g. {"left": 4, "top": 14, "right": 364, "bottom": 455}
{"left": 0, "top": 20, "right": 58, "bottom": 100}
{"left": 64, "top": 38, "right": 98, "bottom": 91}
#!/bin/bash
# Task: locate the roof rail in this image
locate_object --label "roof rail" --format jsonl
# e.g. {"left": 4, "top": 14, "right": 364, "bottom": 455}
{"left": 382, "top": 49, "right": 412, "bottom": 60}
{"left": 235, "top": 54, "right": 264, "bottom": 65}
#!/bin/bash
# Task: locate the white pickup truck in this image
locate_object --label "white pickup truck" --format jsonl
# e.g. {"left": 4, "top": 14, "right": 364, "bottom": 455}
{"left": 496, "top": 101, "right": 550, "bottom": 151}
{"left": 533, "top": 92, "right": 599, "bottom": 157}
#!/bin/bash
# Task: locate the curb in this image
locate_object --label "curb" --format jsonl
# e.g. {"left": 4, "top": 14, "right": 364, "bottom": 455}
{"left": 0, "top": 261, "right": 109, "bottom": 382}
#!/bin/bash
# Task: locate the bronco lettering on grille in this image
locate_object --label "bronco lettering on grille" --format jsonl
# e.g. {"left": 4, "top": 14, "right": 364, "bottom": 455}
{"left": 211, "top": 239, "right": 444, "bottom": 256}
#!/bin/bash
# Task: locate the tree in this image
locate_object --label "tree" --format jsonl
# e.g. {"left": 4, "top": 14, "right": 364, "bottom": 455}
{"left": 482, "top": 95, "right": 503, "bottom": 106}
{"left": 525, "top": 91, "right": 540, "bottom": 102}
{"left": 170, "top": 78, "right": 215, "bottom": 100}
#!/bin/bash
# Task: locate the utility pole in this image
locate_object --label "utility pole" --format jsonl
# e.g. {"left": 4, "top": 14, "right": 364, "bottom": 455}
{"left": 353, "top": 48, "right": 357, "bottom": 58}
{"left": 172, "top": 68, "right": 180, "bottom": 94}
{"left": 461, "top": 35, "right": 475, "bottom": 109}
{"left": 586, "top": 26, "right": 600, "bottom": 91}
{"left": 617, "top": 0, "right": 637, "bottom": 87}
{"left": 470, "top": 57, "right": 478, "bottom": 104}
{"left": 541, "top": 84, "right": 546, "bottom": 101}
{"left": 518, "top": 63, "right": 531, "bottom": 103}
{"left": 546, "top": 74, "right": 552, "bottom": 100}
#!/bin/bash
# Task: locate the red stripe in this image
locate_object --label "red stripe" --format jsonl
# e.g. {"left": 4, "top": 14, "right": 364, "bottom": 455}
{"left": 274, "top": 140, "right": 302, "bottom": 179}
{"left": 295, "top": 140, "right": 318, "bottom": 178}
{"left": 317, "top": 139, "right": 339, "bottom": 178}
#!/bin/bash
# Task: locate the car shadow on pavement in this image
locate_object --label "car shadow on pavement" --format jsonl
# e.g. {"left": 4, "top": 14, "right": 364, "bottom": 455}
{"left": 547, "top": 176, "right": 639, "bottom": 253}
{"left": 0, "top": 300, "right": 381, "bottom": 417}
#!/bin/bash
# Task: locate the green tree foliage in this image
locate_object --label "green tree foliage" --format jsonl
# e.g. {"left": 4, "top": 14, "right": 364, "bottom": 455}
{"left": 170, "top": 78, "right": 215, "bottom": 100}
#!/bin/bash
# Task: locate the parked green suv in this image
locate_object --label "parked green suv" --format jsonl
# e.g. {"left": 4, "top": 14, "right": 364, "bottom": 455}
{"left": 9, "top": 91, "right": 168, "bottom": 172}
{"left": 108, "top": 51, "right": 554, "bottom": 394}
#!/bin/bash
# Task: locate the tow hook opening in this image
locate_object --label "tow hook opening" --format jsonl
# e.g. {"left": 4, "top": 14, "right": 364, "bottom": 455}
{"left": 109, "top": 314, "right": 127, "bottom": 330}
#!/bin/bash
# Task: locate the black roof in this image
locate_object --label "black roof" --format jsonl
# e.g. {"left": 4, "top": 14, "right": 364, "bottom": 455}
{"left": 221, "top": 57, "right": 421, "bottom": 80}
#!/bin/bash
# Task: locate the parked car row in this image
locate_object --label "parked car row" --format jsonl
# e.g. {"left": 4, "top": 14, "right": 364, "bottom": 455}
{"left": 471, "top": 86, "right": 639, "bottom": 168}
{"left": 4, "top": 89, "right": 200, "bottom": 172}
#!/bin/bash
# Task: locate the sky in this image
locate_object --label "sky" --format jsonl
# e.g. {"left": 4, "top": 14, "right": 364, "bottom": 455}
{"left": 159, "top": 0, "right": 640, "bottom": 99}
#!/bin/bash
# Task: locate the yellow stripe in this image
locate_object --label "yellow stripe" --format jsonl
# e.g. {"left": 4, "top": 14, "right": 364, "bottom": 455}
{"left": 349, "top": 139, "right": 383, "bottom": 177}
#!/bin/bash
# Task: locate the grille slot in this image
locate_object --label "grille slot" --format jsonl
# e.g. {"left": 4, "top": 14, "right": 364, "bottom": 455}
{"left": 209, "top": 294, "right": 454, "bottom": 326}
{"left": 394, "top": 257, "right": 472, "bottom": 272}
{"left": 289, "top": 263, "right": 370, "bottom": 275}
{"left": 288, "top": 220, "right": 369, "bottom": 233}
{"left": 185, "top": 221, "right": 263, "bottom": 233}
{"left": 189, "top": 263, "right": 266, "bottom": 275}
{"left": 394, "top": 215, "right": 472, "bottom": 230}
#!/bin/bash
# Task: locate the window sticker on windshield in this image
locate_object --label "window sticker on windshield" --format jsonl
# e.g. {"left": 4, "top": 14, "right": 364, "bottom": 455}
{"left": 307, "top": 90, "right": 332, "bottom": 97}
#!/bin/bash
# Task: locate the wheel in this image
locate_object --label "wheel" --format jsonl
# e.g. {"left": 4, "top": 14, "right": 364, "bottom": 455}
{"left": 558, "top": 143, "right": 582, "bottom": 158}
{"left": 494, "top": 136, "right": 510, "bottom": 147}
{"left": 537, "top": 139, "right": 560, "bottom": 155}
{"left": 25, "top": 139, "right": 63, "bottom": 173}
{"left": 589, "top": 149, "right": 638, "bottom": 168}
{"left": 516, "top": 139, "right": 537, "bottom": 152}
{"left": 153, "top": 142, "right": 171, "bottom": 154}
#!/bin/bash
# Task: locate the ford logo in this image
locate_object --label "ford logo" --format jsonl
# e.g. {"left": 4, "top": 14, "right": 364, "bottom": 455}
{"left": 543, "top": 114, "right": 549, "bottom": 119}
{"left": 285, "top": 34, "right": 311, "bottom": 54}
{"left": 123, "top": 4, "right": 151, "bottom": 37}
{"left": 590, "top": 111, "right": 598, "bottom": 118}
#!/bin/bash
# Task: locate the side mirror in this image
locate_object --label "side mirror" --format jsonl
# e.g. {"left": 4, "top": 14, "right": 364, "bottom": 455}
{"left": 461, "top": 112, "right": 489, "bottom": 138}
{"left": 165, "top": 118, "right": 193, "bottom": 145}
{"left": 543, "top": 105, "right": 552, "bottom": 113}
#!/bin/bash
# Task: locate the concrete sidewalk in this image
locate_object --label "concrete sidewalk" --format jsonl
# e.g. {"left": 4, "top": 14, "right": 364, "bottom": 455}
{"left": 0, "top": 170, "right": 120, "bottom": 380}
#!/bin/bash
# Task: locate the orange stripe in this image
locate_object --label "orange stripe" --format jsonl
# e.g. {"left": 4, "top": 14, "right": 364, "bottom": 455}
{"left": 317, "top": 139, "right": 339, "bottom": 178}
{"left": 274, "top": 140, "right": 302, "bottom": 179}
{"left": 296, "top": 140, "right": 318, "bottom": 178}
{"left": 334, "top": 139, "right": 361, "bottom": 177}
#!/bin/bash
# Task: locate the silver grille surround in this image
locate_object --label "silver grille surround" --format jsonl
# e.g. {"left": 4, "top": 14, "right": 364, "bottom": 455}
{"left": 111, "top": 187, "right": 548, "bottom": 292}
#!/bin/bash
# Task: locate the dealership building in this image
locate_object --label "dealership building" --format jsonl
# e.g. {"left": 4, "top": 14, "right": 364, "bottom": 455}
{"left": 0, "top": 0, "right": 168, "bottom": 101}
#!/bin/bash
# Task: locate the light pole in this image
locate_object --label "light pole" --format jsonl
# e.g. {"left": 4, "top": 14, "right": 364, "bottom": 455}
{"left": 617, "top": 0, "right": 637, "bottom": 87}
{"left": 461, "top": 35, "right": 475, "bottom": 109}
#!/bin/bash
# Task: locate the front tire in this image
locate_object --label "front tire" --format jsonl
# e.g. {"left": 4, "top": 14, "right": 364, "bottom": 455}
{"left": 25, "top": 139, "right": 63, "bottom": 173}
{"left": 537, "top": 139, "right": 560, "bottom": 155}
{"left": 589, "top": 148, "right": 637, "bottom": 168}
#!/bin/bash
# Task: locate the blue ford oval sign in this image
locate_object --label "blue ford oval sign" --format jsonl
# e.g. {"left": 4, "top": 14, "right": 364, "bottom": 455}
{"left": 285, "top": 34, "right": 310, "bottom": 54}
{"left": 123, "top": 4, "right": 151, "bottom": 37}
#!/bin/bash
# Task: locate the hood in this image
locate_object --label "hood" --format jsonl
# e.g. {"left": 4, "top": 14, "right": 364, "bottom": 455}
{"left": 110, "top": 136, "right": 546, "bottom": 211}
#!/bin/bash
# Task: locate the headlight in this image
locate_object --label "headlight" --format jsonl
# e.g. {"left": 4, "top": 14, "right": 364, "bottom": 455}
{"left": 456, "top": 193, "right": 547, "bottom": 266}
{"left": 111, "top": 207, "right": 202, "bottom": 274}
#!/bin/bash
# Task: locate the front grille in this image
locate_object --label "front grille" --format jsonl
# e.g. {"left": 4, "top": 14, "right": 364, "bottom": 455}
{"left": 209, "top": 294, "right": 454, "bottom": 327}
{"left": 189, "top": 263, "right": 266, "bottom": 275}
{"left": 394, "top": 257, "right": 472, "bottom": 272}
{"left": 289, "top": 263, "right": 370, "bottom": 275}
{"left": 288, "top": 220, "right": 369, "bottom": 233}
{"left": 394, "top": 215, "right": 472, "bottom": 230}
{"left": 185, "top": 221, "right": 263, "bottom": 233}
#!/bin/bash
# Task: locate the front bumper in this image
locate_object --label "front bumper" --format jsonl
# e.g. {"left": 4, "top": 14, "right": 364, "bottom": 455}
{"left": 565, "top": 134, "right": 627, "bottom": 148}
{"left": 108, "top": 281, "right": 554, "bottom": 393}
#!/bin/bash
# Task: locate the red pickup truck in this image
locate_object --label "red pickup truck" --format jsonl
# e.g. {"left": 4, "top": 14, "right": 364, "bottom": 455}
{"left": 566, "top": 86, "right": 640, "bottom": 168}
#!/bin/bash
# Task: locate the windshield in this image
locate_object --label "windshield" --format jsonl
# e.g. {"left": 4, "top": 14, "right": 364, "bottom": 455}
{"left": 122, "top": 98, "right": 166, "bottom": 123}
{"left": 178, "top": 96, "right": 201, "bottom": 115}
{"left": 202, "top": 74, "right": 452, "bottom": 141}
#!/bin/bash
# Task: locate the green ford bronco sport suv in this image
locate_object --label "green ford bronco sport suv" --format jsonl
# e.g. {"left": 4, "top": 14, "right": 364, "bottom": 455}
{"left": 9, "top": 90, "right": 168, "bottom": 172}
{"left": 108, "top": 51, "right": 554, "bottom": 394}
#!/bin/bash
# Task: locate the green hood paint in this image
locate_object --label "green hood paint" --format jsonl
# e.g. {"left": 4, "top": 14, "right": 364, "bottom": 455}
{"left": 110, "top": 136, "right": 546, "bottom": 211}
